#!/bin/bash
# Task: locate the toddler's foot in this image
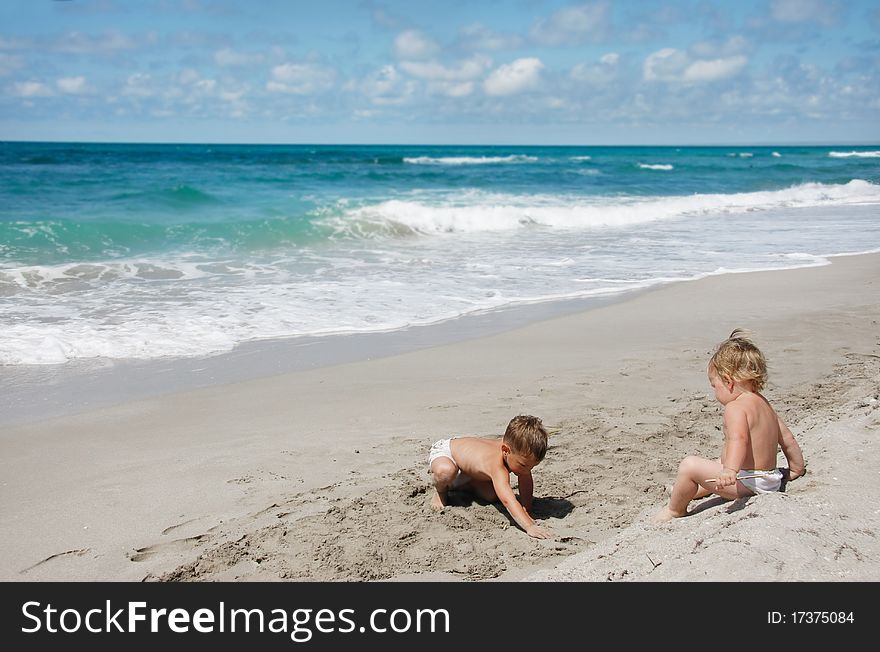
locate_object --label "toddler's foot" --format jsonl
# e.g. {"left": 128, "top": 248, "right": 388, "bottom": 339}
{"left": 430, "top": 492, "right": 447, "bottom": 512}
{"left": 652, "top": 506, "right": 685, "bottom": 523}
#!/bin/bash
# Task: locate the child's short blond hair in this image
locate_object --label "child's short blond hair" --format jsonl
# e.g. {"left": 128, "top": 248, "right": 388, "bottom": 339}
{"left": 709, "top": 329, "right": 768, "bottom": 391}
{"left": 503, "top": 415, "right": 548, "bottom": 461}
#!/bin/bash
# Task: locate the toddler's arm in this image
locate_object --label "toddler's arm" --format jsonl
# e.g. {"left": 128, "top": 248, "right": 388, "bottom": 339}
{"left": 517, "top": 471, "right": 534, "bottom": 514}
{"left": 490, "top": 471, "right": 552, "bottom": 539}
{"left": 717, "top": 404, "right": 749, "bottom": 487}
{"left": 777, "top": 415, "right": 806, "bottom": 480}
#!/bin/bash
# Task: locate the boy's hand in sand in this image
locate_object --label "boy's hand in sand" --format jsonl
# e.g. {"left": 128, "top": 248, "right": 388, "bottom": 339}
{"left": 526, "top": 523, "right": 554, "bottom": 539}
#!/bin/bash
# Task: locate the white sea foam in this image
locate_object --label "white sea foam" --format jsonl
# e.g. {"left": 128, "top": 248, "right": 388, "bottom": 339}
{"left": 0, "top": 259, "right": 212, "bottom": 291}
{"left": 570, "top": 156, "right": 592, "bottom": 161}
{"left": 829, "top": 151, "right": 880, "bottom": 158}
{"left": 334, "top": 180, "right": 880, "bottom": 235}
{"left": 403, "top": 155, "right": 538, "bottom": 165}
{"left": 772, "top": 152, "right": 782, "bottom": 157}
{"left": 637, "top": 163, "right": 674, "bottom": 170}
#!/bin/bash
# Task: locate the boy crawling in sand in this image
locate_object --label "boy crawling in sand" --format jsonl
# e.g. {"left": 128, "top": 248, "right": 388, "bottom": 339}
{"left": 655, "top": 330, "right": 806, "bottom": 522}
{"left": 427, "top": 415, "right": 553, "bottom": 539}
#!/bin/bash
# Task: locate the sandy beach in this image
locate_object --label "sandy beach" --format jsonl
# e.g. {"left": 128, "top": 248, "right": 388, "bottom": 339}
{"left": 1, "top": 252, "right": 878, "bottom": 582}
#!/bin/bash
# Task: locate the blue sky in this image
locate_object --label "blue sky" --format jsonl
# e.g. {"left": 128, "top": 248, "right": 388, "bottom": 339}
{"left": 1, "top": 0, "right": 878, "bottom": 144}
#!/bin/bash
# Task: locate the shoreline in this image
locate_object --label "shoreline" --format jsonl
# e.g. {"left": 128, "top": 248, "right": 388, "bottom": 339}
{"left": 1, "top": 251, "right": 877, "bottom": 581}
{"left": 2, "top": 247, "right": 876, "bottom": 429}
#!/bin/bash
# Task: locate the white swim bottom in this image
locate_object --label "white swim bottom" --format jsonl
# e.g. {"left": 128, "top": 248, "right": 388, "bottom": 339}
{"left": 427, "top": 437, "right": 470, "bottom": 489}
{"left": 738, "top": 469, "right": 783, "bottom": 494}
{"left": 427, "top": 437, "right": 456, "bottom": 466}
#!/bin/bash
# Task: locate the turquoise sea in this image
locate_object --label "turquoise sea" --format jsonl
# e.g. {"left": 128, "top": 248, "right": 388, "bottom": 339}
{"left": 1, "top": 142, "right": 879, "bottom": 365}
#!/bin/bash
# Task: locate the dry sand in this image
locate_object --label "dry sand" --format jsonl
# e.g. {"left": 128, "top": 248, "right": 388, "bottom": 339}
{"left": 1, "top": 253, "right": 878, "bottom": 582}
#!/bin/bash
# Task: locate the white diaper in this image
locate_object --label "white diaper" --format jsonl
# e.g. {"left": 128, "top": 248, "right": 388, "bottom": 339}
{"left": 737, "top": 469, "right": 783, "bottom": 495}
{"left": 427, "top": 437, "right": 470, "bottom": 488}
{"left": 427, "top": 437, "right": 456, "bottom": 466}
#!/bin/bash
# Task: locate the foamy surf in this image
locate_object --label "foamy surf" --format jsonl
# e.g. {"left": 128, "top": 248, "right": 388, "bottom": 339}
{"left": 333, "top": 180, "right": 880, "bottom": 236}
{"left": 637, "top": 163, "right": 674, "bottom": 170}
{"left": 829, "top": 151, "right": 880, "bottom": 158}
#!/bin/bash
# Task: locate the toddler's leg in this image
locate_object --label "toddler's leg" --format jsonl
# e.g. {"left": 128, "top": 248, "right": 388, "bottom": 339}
{"left": 654, "top": 456, "right": 735, "bottom": 522}
{"left": 430, "top": 457, "right": 459, "bottom": 511}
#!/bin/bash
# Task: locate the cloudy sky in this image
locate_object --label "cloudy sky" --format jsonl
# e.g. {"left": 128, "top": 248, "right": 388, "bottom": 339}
{"left": 2, "top": 0, "right": 878, "bottom": 144}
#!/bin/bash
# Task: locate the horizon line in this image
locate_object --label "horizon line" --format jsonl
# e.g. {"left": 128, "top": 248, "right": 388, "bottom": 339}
{"left": 3, "top": 138, "right": 879, "bottom": 148}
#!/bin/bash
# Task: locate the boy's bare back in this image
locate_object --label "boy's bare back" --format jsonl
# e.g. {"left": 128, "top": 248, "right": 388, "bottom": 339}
{"left": 448, "top": 437, "right": 506, "bottom": 480}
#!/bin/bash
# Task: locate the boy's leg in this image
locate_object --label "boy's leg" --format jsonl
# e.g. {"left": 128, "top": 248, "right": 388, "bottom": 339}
{"left": 430, "top": 457, "right": 460, "bottom": 511}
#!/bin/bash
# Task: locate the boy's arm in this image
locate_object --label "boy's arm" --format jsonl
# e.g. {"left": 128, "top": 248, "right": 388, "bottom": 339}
{"left": 517, "top": 471, "right": 534, "bottom": 514}
{"left": 718, "top": 404, "right": 749, "bottom": 487}
{"left": 490, "top": 471, "right": 552, "bottom": 539}
{"left": 777, "top": 415, "right": 806, "bottom": 480}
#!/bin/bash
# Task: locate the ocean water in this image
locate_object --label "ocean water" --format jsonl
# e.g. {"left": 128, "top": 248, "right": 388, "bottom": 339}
{"left": 1, "top": 142, "right": 879, "bottom": 366}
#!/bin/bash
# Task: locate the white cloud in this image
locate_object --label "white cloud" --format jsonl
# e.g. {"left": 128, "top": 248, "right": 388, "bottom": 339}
{"left": 363, "top": 65, "right": 399, "bottom": 96}
{"left": 428, "top": 81, "right": 475, "bottom": 98}
{"left": 484, "top": 58, "right": 544, "bottom": 96}
{"left": 113, "top": 67, "right": 253, "bottom": 117}
{"left": 394, "top": 30, "right": 439, "bottom": 60}
{"left": 571, "top": 53, "right": 619, "bottom": 84}
{"left": 57, "top": 76, "right": 88, "bottom": 94}
{"left": 530, "top": 2, "right": 610, "bottom": 46}
{"left": 267, "top": 62, "right": 335, "bottom": 95}
{"left": 600, "top": 53, "right": 619, "bottom": 66}
{"left": 644, "top": 48, "right": 747, "bottom": 83}
{"left": 399, "top": 55, "right": 490, "bottom": 82}
{"left": 214, "top": 48, "right": 264, "bottom": 67}
{"left": 683, "top": 56, "right": 747, "bottom": 82}
{"left": 360, "top": 64, "right": 416, "bottom": 105}
{"left": 12, "top": 81, "right": 54, "bottom": 97}
{"left": 643, "top": 48, "right": 689, "bottom": 81}
{"left": 218, "top": 85, "right": 248, "bottom": 103}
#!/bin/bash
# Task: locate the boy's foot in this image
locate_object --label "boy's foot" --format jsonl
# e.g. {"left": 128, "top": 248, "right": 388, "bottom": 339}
{"left": 430, "top": 492, "right": 447, "bottom": 512}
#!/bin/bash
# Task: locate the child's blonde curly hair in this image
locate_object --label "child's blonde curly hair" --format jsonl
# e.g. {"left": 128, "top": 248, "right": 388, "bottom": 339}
{"left": 709, "top": 329, "right": 768, "bottom": 391}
